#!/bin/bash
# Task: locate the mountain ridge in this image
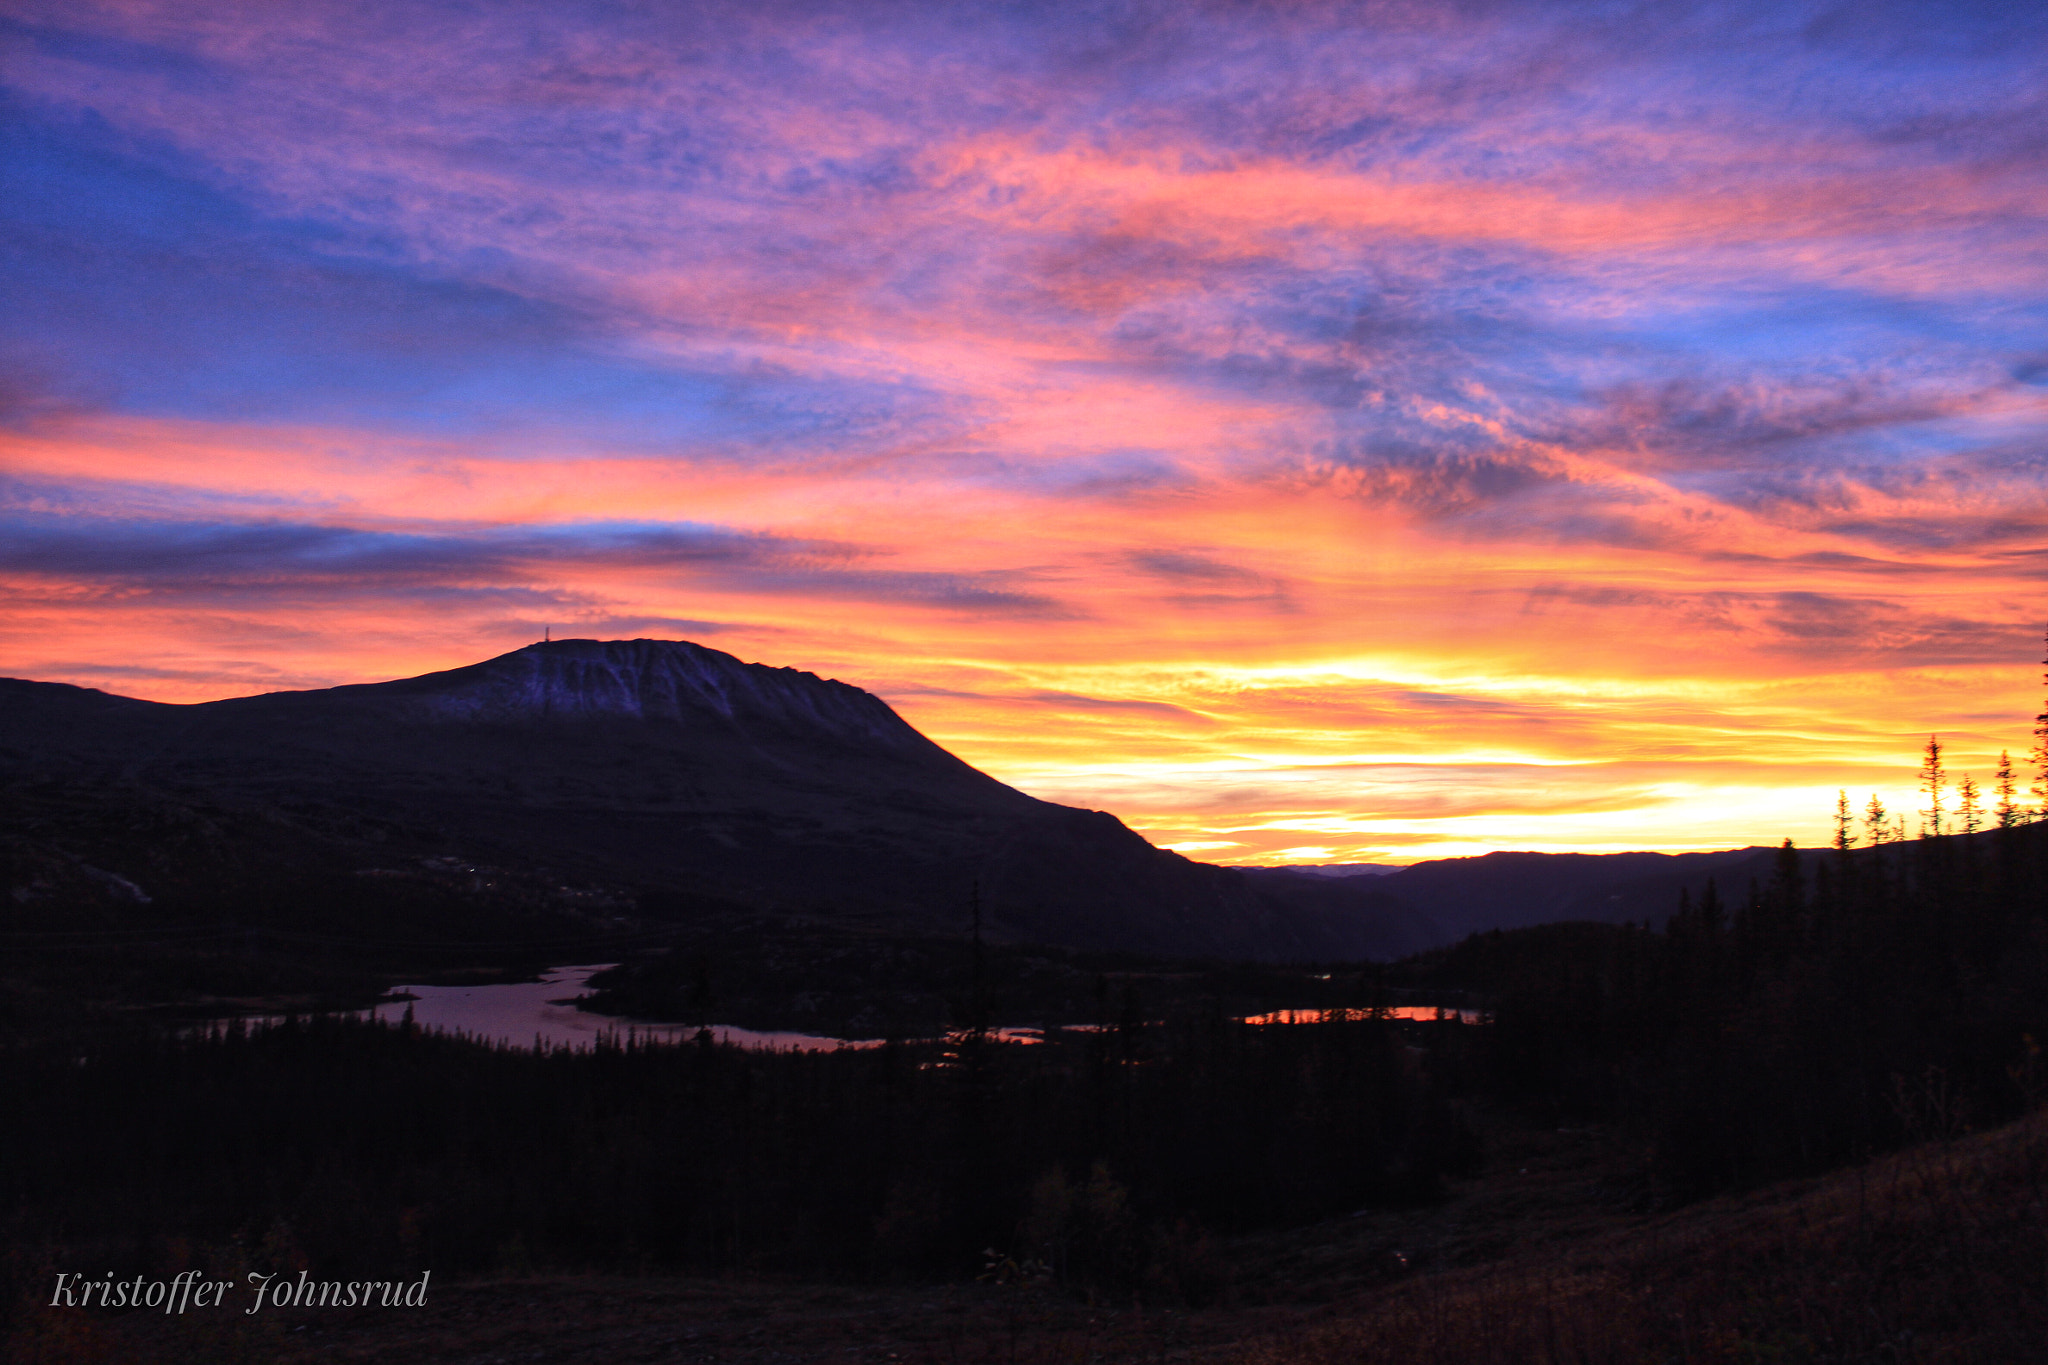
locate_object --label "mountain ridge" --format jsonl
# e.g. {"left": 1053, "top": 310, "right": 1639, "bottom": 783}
{"left": 0, "top": 639, "right": 1432, "bottom": 962}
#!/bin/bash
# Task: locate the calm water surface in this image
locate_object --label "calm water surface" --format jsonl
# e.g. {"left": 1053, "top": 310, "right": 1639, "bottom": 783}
{"left": 1242, "top": 1006, "right": 1488, "bottom": 1024}
{"left": 365, "top": 964, "right": 867, "bottom": 1051}
{"left": 237, "top": 966, "right": 1480, "bottom": 1051}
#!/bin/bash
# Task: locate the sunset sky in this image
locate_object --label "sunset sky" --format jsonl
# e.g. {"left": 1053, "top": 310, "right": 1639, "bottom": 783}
{"left": 5, "top": 1, "right": 2048, "bottom": 863}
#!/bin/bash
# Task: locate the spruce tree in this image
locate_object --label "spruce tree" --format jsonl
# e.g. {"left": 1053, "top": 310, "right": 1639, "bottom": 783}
{"left": 2031, "top": 623, "right": 2048, "bottom": 817}
{"left": 1919, "top": 735, "right": 1947, "bottom": 838}
{"left": 1827, "top": 791, "right": 1857, "bottom": 926}
{"left": 1957, "top": 774, "right": 1982, "bottom": 835}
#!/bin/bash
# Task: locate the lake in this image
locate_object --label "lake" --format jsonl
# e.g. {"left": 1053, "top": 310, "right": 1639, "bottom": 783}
{"left": 1242, "top": 1006, "right": 1488, "bottom": 1024}
{"left": 228, "top": 965, "right": 1480, "bottom": 1051}
{"left": 363, "top": 964, "right": 873, "bottom": 1051}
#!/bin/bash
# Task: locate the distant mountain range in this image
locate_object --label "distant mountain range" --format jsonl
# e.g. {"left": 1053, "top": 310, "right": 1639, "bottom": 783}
{"left": 1254, "top": 846, "right": 1808, "bottom": 943}
{"left": 0, "top": 639, "right": 1798, "bottom": 962}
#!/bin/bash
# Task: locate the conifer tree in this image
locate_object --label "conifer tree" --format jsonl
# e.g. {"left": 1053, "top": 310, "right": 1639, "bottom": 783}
{"left": 1995, "top": 750, "right": 2019, "bottom": 828}
{"left": 1957, "top": 774, "right": 1982, "bottom": 835}
{"left": 1698, "top": 877, "right": 1726, "bottom": 937}
{"left": 2031, "top": 623, "right": 2048, "bottom": 816}
{"left": 1767, "top": 837, "right": 1806, "bottom": 959}
{"left": 1826, "top": 791, "right": 1857, "bottom": 921}
{"left": 1919, "top": 735, "right": 1946, "bottom": 838}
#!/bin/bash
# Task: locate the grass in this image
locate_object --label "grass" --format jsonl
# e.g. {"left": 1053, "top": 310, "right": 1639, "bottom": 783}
{"left": 1226, "top": 1107, "right": 2048, "bottom": 1365}
{"left": 11, "top": 1105, "right": 2044, "bottom": 1364}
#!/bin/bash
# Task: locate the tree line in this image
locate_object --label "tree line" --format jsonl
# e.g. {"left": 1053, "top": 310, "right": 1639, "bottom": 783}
{"left": 1410, "top": 650, "right": 2048, "bottom": 1198}
{"left": 2, "top": 991, "right": 1482, "bottom": 1309}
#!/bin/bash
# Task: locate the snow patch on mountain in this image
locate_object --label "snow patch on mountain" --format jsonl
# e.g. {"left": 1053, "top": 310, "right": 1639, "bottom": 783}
{"left": 392, "top": 639, "right": 933, "bottom": 751}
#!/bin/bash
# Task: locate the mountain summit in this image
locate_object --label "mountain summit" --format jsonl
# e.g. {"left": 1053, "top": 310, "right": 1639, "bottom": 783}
{"left": 366, "top": 639, "right": 962, "bottom": 754}
{"left": 0, "top": 640, "right": 1430, "bottom": 961}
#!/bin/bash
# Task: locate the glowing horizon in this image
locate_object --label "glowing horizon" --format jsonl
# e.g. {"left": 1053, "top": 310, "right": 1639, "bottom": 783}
{"left": 5, "top": 2, "right": 2047, "bottom": 865}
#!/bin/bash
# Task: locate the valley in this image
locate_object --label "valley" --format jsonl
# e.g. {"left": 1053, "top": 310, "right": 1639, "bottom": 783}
{"left": 5, "top": 640, "right": 2045, "bottom": 1364}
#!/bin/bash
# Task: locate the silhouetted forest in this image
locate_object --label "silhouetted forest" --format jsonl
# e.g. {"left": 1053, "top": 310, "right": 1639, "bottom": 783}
{"left": 2, "top": 995, "right": 1480, "bottom": 1302}
{"left": 1396, "top": 809, "right": 2048, "bottom": 1197}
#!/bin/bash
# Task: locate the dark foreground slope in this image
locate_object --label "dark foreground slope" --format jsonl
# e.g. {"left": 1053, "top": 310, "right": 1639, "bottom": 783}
{"left": 0, "top": 639, "right": 1429, "bottom": 962}
{"left": 13, "top": 1079, "right": 2043, "bottom": 1365}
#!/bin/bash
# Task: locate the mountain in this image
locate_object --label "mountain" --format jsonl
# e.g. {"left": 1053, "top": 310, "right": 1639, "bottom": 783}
{"left": 0, "top": 639, "right": 1433, "bottom": 962}
{"left": 1374, "top": 846, "right": 1814, "bottom": 938}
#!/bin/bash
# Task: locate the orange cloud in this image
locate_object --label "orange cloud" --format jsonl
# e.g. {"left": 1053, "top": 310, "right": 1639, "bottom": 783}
{"left": 8, "top": 0, "right": 2048, "bottom": 861}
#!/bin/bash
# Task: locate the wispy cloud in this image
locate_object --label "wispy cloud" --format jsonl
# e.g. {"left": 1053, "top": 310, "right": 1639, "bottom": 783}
{"left": 4, "top": 0, "right": 2046, "bottom": 855}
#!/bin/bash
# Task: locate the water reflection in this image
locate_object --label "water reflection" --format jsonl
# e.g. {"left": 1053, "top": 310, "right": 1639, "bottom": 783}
{"left": 1242, "top": 1006, "right": 1487, "bottom": 1025}
{"left": 363, "top": 965, "right": 871, "bottom": 1051}
{"left": 228, "top": 966, "right": 1480, "bottom": 1052}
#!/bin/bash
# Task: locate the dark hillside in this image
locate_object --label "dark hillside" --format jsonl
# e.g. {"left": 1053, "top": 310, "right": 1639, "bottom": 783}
{"left": 0, "top": 641, "right": 1422, "bottom": 963}
{"left": 1375, "top": 845, "right": 1799, "bottom": 936}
